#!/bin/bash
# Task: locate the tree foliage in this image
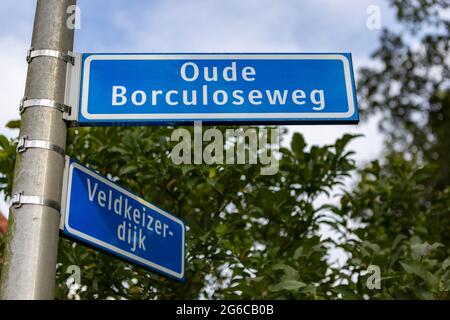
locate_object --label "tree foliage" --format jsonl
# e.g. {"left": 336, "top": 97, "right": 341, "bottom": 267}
{"left": 334, "top": 0, "right": 450, "bottom": 299}
{"left": 1, "top": 126, "right": 359, "bottom": 299}
{"left": 332, "top": 156, "right": 450, "bottom": 299}
{"left": 60, "top": 127, "right": 360, "bottom": 299}
{"left": 359, "top": 0, "right": 450, "bottom": 188}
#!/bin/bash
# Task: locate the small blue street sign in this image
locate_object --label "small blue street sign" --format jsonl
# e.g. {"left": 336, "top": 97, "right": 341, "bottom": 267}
{"left": 60, "top": 157, "right": 186, "bottom": 280}
{"left": 66, "top": 53, "right": 359, "bottom": 125}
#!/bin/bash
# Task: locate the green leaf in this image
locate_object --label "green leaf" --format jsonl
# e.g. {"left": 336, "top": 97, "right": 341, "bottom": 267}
{"left": 272, "top": 264, "right": 299, "bottom": 281}
{"left": 0, "top": 135, "right": 9, "bottom": 149}
{"left": 442, "top": 258, "right": 450, "bottom": 270}
{"left": 208, "top": 167, "right": 217, "bottom": 178}
{"left": 109, "top": 146, "right": 128, "bottom": 155}
{"left": 268, "top": 280, "right": 306, "bottom": 292}
{"left": 400, "top": 261, "right": 439, "bottom": 291}
{"left": 214, "top": 224, "right": 227, "bottom": 236}
{"left": 181, "top": 165, "right": 196, "bottom": 175}
{"left": 411, "top": 242, "right": 442, "bottom": 260}
{"left": 293, "top": 246, "right": 304, "bottom": 259}
{"left": 5, "top": 120, "right": 20, "bottom": 129}
{"left": 291, "top": 133, "right": 305, "bottom": 156}
{"left": 400, "top": 261, "right": 421, "bottom": 276}
{"left": 119, "top": 165, "right": 138, "bottom": 175}
{"left": 335, "top": 134, "right": 361, "bottom": 155}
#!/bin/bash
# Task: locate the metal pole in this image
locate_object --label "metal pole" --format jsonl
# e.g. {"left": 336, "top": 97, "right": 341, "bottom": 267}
{"left": 0, "top": 0, "right": 76, "bottom": 299}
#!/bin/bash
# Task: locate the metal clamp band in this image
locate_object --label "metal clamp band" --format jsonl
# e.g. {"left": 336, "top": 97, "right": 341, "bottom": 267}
{"left": 27, "top": 48, "right": 75, "bottom": 65}
{"left": 20, "top": 98, "right": 71, "bottom": 115}
{"left": 10, "top": 192, "right": 61, "bottom": 212}
{"left": 17, "top": 136, "right": 65, "bottom": 157}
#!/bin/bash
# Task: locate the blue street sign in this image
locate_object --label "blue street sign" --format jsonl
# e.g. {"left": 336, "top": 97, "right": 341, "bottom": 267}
{"left": 67, "top": 53, "right": 359, "bottom": 125}
{"left": 60, "top": 157, "right": 186, "bottom": 280}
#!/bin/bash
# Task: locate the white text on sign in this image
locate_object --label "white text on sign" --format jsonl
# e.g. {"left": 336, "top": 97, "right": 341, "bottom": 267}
{"left": 111, "top": 61, "right": 326, "bottom": 110}
{"left": 86, "top": 178, "right": 173, "bottom": 252}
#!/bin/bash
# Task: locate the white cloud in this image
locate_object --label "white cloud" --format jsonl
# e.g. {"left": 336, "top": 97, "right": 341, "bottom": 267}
{"left": 0, "top": 36, "right": 29, "bottom": 218}
{"left": 0, "top": 24, "right": 32, "bottom": 218}
{"left": 112, "top": 0, "right": 300, "bottom": 52}
{"left": 98, "top": 0, "right": 395, "bottom": 55}
{"left": 0, "top": 37, "right": 27, "bottom": 138}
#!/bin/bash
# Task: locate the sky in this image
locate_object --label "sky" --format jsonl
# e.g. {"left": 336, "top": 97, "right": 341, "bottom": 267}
{"left": 0, "top": 0, "right": 397, "bottom": 218}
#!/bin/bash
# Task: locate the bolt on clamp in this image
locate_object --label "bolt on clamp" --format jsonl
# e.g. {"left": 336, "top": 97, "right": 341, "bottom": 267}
{"left": 19, "top": 97, "right": 71, "bottom": 116}
{"left": 10, "top": 191, "right": 61, "bottom": 212}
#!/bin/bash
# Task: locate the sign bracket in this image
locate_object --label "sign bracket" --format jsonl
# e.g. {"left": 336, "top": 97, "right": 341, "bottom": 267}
{"left": 20, "top": 98, "right": 72, "bottom": 120}
{"left": 64, "top": 52, "right": 82, "bottom": 124}
{"left": 10, "top": 191, "right": 61, "bottom": 212}
{"left": 17, "top": 136, "right": 66, "bottom": 157}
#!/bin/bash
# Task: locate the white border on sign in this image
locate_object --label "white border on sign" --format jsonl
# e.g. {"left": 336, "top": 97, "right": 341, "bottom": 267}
{"left": 64, "top": 160, "right": 185, "bottom": 279}
{"left": 60, "top": 156, "right": 71, "bottom": 231}
{"left": 80, "top": 54, "right": 356, "bottom": 120}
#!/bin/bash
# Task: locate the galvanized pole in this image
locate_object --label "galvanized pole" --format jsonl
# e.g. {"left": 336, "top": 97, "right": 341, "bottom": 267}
{"left": 0, "top": 0, "right": 76, "bottom": 299}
